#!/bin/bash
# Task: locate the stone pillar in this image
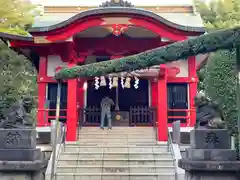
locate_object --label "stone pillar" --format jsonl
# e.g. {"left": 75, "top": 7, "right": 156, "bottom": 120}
{"left": 179, "top": 129, "right": 240, "bottom": 180}
{"left": 0, "top": 129, "right": 46, "bottom": 180}
{"left": 172, "top": 120, "right": 181, "bottom": 145}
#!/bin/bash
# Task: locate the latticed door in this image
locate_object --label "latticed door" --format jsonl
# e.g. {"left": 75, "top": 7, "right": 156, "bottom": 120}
{"left": 167, "top": 83, "right": 188, "bottom": 123}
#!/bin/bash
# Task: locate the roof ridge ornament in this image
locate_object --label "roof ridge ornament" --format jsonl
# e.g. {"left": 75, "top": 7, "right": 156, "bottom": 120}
{"left": 99, "top": 0, "right": 134, "bottom": 7}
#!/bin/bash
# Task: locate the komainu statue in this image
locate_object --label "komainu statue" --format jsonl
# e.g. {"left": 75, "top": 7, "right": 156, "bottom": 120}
{"left": 0, "top": 96, "right": 34, "bottom": 129}
{"left": 195, "top": 92, "right": 225, "bottom": 129}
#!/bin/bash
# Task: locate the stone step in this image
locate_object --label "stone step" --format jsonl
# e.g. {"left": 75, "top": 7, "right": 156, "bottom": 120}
{"left": 79, "top": 127, "right": 154, "bottom": 131}
{"left": 78, "top": 133, "right": 155, "bottom": 137}
{"left": 66, "top": 142, "right": 158, "bottom": 146}
{"left": 78, "top": 130, "right": 155, "bottom": 135}
{"left": 73, "top": 138, "right": 156, "bottom": 143}
{"left": 78, "top": 131, "right": 155, "bottom": 134}
{"left": 65, "top": 146, "right": 169, "bottom": 153}
{"left": 58, "top": 158, "right": 174, "bottom": 166}
{"left": 78, "top": 134, "right": 155, "bottom": 139}
{"left": 59, "top": 152, "right": 172, "bottom": 160}
{"left": 55, "top": 172, "right": 176, "bottom": 180}
{"left": 56, "top": 165, "right": 175, "bottom": 173}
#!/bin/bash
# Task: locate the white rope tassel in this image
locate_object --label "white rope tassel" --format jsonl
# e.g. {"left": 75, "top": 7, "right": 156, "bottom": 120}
{"left": 94, "top": 77, "right": 100, "bottom": 89}
{"left": 134, "top": 76, "right": 139, "bottom": 89}
{"left": 112, "top": 77, "right": 118, "bottom": 87}
{"left": 109, "top": 77, "right": 113, "bottom": 89}
{"left": 100, "top": 76, "right": 107, "bottom": 86}
{"left": 121, "top": 77, "right": 125, "bottom": 89}
{"left": 124, "top": 77, "right": 131, "bottom": 88}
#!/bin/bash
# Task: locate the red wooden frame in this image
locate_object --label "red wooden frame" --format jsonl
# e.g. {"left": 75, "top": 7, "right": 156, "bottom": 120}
{"left": 157, "top": 64, "right": 168, "bottom": 141}
{"left": 8, "top": 12, "right": 203, "bottom": 142}
{"left": 37, "top": 56, "right": 48, "bottom": 127}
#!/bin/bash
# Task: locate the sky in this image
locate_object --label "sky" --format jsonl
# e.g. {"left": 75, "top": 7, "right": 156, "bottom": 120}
{"left": 30, "top": 0, "right": 195, "bottom": 6}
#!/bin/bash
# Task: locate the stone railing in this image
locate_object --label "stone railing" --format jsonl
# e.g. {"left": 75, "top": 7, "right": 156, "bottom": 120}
{"left": 45, "top": 121, "right": 66, "bottom": 180}
{"left": 167, "top": 121, "right": 185, "bottom": 180}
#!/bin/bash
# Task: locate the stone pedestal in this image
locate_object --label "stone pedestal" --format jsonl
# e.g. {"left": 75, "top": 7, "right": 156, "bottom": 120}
{"left": 0, "top": 129, "right": 46, "bottom": 180}
{"left": 179, "top": 129, "right": 240, "bottom": 180}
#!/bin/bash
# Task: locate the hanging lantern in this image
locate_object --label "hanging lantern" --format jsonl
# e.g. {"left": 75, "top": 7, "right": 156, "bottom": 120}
{"left": 109, "top": 77, "right": 113, "bottom": 89}
{"left": 121, "top": 77, "right": 125, "bottom": 89}
{"left": 100, "top": 76, "right": 107, "bottom": 86}
{"left": 94, "top": 77, "right": 100, "bottom": 90}
{"left": 124, "top": 77, "right": 131, "bottom": 88}
{"left": 112, "top": 77, "right": 118, "bottom": 87}
{"left": 134, "top": 76, "right": 139, "bottom": 89}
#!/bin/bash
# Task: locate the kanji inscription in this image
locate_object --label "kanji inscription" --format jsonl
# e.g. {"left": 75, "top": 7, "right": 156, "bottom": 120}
{"left": 204, "top": 132, "right": 220, "bottom": 144}
{"left": 4, "top": 132, "right": 21, "bottom": 145}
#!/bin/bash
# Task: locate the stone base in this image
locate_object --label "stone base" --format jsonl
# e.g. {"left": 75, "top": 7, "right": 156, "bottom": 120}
{"left": 179, "top": 159, "right": 240, "bottom": 171}
{"left": 0, "top": 148, "right": 41, "bottom": 161}
{"left": 0, "top": 129, "right": 36, "bottom": 149}
{"left": 186, "top": 148, "right": 236, "bottom": 161}
{"left": 190, "top": 129, "right": 230, "bottom": 149}
{"left": 185, "top": 171, "right": 240, "bottom": 180}
{"left": 0, "top": 160, "right": 47, "bottom": 171}
{"left": 0, "top": 171, "right": 44, "bottom": 180}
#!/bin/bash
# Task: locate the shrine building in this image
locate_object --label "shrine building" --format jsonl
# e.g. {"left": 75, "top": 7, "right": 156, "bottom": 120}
{"left": 0, "top": 0, "right": 206, "bottom": 142}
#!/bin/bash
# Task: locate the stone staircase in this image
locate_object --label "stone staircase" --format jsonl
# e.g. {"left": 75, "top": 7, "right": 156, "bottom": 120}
{"left": 55, "top": 127, "right": 176, "bottom": 180}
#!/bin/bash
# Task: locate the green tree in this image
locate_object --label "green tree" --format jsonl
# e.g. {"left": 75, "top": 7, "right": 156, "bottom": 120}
{"left": 195, "top": 0, "right": 240, "bottom": 30}
{"left": 0, "top": 0, "right": 38, "bottom": 117}
{"left": 0, "top": 41, "right": 38, "bottom": 118}
{"left": 0, "top": 0, "right": 38, "bottom": 35}
{"left": 195, "top": 0, "right": 240, "bottom": 133}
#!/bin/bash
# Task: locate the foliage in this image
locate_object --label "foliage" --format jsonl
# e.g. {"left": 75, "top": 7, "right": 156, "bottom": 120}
{"left": 0, "top": 41, "right": 37, "bottom": 118}
{"left": 0, "top": 0, "right": 38, "bottom": 118}
{"left": 204, "top": 50, "right": 237, "bottom": 132}
{"left": 195, "top": 0, "right": 240, "bottom": 31}
{"left": 195, "top": 0, "right": 240, "bottom": 135}
{"left": 0, "top": 0, "right": 38, "bottom": 35}
{"left": 55, "top": 27, "right": 240, "bottom": 80}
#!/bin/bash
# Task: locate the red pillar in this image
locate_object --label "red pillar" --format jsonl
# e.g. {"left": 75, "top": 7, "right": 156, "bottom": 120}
{"left": 157, "top": 65, "right": 168, "bottom": 141}
{"left": 37, "top": 56, "right": 47, "bottom": 127}
{"left": 188, "top": 56, "right": 197, "bottom": 127}
{"left": 77, "top": 79, "right": 84, "bottom": 124}
{"left": 151, "top": 81, "right": 158, "bottom": 107}
{"left": 66, "top": 63, "right": 78, "bottom": 141}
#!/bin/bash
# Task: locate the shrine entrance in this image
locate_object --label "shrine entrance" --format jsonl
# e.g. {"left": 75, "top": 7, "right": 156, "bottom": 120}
{"left": 81, "top": 79, "right": 154, "bottom": 127}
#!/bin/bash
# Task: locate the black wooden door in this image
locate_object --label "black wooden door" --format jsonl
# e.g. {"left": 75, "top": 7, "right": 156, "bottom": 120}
{"left": 47, "top": 83, "right": 68, "bottom": 122}
{"left": 167, "top": 83, "right": 188, "bottom": 123}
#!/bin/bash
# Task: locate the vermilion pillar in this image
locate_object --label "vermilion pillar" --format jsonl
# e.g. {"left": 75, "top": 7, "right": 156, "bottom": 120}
{"left": 77, "top": 79, "right": 84, "bottom": 124}
{"left": 151, "top": 81, "right": 158, "bottom": 107}
{"left": 66, "top": 63, "right": 78, "bottom": 141}
{"left": 188, "top": 56, "right": 197, "bottom": 127}
{"left": 37, "top": 56, "right": 47, "bottom": 127}
{"left": 157, "top": 65, "right": 168, "bottom": 141}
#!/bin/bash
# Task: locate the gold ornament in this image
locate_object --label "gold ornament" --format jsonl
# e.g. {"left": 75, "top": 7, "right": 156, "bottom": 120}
{"left": 116, "top": 115, "right": 121, "bottom": 120}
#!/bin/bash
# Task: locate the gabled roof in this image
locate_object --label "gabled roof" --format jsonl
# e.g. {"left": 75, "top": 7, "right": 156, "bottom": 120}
{"left": 30, "top": 7, "right": 205, "bottom": 33}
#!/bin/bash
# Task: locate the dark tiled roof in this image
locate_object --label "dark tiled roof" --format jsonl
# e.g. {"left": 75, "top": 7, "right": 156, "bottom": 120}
{"left": 29, "top": 7, "right": 205, "bottom": 33}
{"left": 0, "top": 32, "right": 33, "bottom": 41}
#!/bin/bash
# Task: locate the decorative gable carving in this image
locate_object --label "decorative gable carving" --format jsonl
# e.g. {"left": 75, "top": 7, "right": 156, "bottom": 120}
{"left": 99, "top": 0, "right": 134, "bottom": 7}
